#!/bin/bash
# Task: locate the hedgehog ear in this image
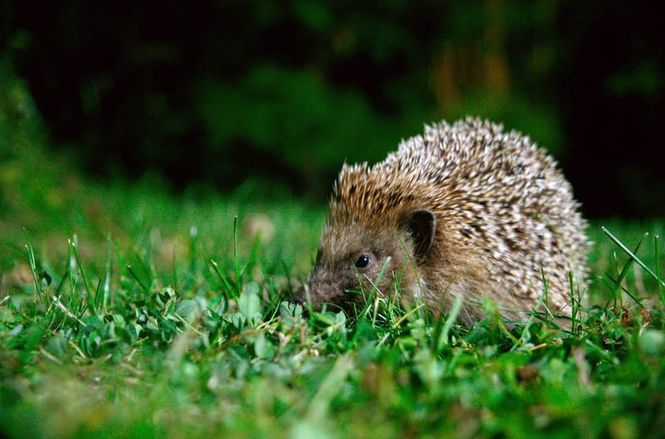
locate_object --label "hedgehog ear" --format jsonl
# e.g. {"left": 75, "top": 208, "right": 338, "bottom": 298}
{"left": 401, "top": 209, "right": 436, "bottom": 262}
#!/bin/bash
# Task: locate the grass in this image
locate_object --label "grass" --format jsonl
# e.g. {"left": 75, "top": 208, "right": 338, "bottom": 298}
{"left": 1, "top": 178, "right": 664, "bottom": 439}
{"left": 3, "top": 71, "right": 665, "bottom": 438}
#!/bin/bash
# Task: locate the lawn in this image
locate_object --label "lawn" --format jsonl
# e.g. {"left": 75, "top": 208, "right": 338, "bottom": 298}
{"left": 1, "top": 174, "right": 664, "bottom": 438}
{"left": 2, "top": 76, "right": 665, "bottom": 438}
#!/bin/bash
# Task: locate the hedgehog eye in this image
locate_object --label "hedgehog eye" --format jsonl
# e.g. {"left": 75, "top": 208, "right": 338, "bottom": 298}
{"left": 354, "top": 254, "right": 371, "bottom": 269}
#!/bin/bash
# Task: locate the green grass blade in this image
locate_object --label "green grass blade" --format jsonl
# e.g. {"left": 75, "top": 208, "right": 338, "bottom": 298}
{"left": 23, "top": 229, "right": 47, "bottom": 309}
{"left": 603, "top": 227, "right": 665, "bottom": 288}
{"left": 103, "top": 234, "right": 112, "bottom": 309}
{"left": 171, "top": 242, "right": 178, "bottom": 291}
{"left": 69, "top": 236, "right": 95, "bottom": 314}
{"left": 568, "top": 271, "right": 578, "bottom": 334}
{"left": 233, "top": 215, "right": 242, "bottom": 292}
{"left": 605, "top": 274, "right": 644, "bottom": 308}
{"left": 436, "top": 295, "right": 462, "bottom": 351}
{"left": 656, "top": 234, "right": 664, "bottom": 304}
{"left": 210, "top": 259, "right": 235, "bottom": 301}
{"left": 126, "top": 264, "right": 150, "bottom": 295}
{"left": 605, "top": 232, "right": 646, "bottom": 308}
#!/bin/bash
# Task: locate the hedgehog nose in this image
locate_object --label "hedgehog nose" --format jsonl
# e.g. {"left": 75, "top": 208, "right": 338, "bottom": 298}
{"left": 294, "top": 281, "right": 318, "bottom": 304}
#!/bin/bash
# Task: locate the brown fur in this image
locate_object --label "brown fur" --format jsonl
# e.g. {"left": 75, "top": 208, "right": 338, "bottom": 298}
{"left": 299, "top": 118, "right": 589, "bottom": 324}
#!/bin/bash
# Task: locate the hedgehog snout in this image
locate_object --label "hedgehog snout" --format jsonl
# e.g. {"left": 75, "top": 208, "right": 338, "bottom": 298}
{"left": 298, "top": 265, "right": 354, "bottom": 306}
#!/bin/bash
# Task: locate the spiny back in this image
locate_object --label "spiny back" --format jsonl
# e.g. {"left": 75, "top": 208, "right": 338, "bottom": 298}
{"left": 328, "top": 117, "right": 588, "bottom": 314}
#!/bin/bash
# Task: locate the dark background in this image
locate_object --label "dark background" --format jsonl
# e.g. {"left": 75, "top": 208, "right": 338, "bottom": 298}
{"left": 2, "top": 0, "right": 664, "bottom": 217}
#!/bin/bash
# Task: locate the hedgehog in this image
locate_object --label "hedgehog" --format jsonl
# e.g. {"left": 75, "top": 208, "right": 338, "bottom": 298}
{"left": 297, "top": 117, "right": 589, "bottom": 325}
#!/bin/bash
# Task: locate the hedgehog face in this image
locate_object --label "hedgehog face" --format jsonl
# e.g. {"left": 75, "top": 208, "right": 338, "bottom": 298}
{"left": 295, "top": 209, "right": 436, "bottom": 311}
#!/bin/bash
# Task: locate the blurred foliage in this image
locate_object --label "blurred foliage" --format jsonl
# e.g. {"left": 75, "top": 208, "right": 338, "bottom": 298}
{"left": 1, "top": 0, "right": 664, "bottom": 215}
{"left": 0, "top": 59, "right": 79, "bottom": 229}
{"left": 193, "top": 65, "right": 426, "bottom": 194}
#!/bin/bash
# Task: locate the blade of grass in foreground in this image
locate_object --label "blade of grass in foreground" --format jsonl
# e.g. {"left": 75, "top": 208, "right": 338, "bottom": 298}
{"left": 436, "top": 295, "right": 462, "bottom": 351}
{"left": 603, "top": 227, "right": 665, "bottom": 288}
{"left": 126, "top": 264, "right": 150, "bottom": 295}
{"left": 103, "top": 234, "right": 112, "bottom": 309}
{"left": 210, "top": 259, "right": 236, "bottom": 301}
{"left": 233, "top": 215, "right": 242, "bottom": 293}
{"left": 605, "top": 232, "right": 646, "bottom": 308}
{"left": 656, "top": 234, "right": 665, "bottom": 304}
{"left": 24, "top": 229, "right": 47, "bottom": 309}
{"left": 568, "top": 271, "right": 583, "bottom": 334}
{"left": 70, "top": 235, "right": 95, "bottom": 314}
